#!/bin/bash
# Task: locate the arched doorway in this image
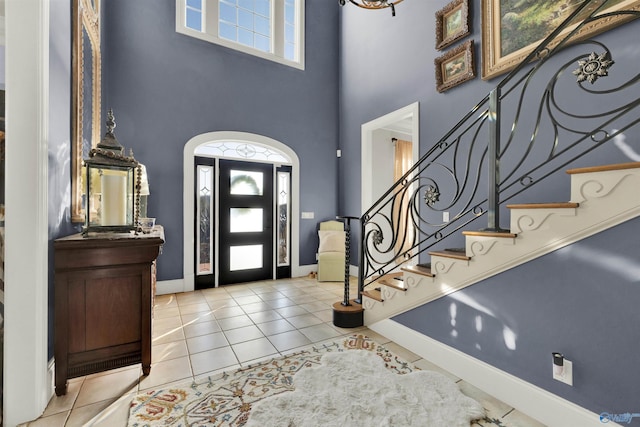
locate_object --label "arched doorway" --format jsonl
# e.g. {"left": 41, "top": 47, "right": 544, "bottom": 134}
{"left": 183, "top": 132, "right": 300, "bottom": 292}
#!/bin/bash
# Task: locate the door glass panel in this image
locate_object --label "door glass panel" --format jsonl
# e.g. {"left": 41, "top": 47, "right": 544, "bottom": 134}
{"left": 230, "top": 245, "right": 263, "bottom": 271}
{"left": 230, "top": 208, "right": 263, "bottom": 233}
{"left": 230, "top": 170, "right": 263, "bottom": 195}
{"left": 277, "top": 171, "right": 290, "bottom": 266}
{"left": 197, "top": 165, "right": 213, "bottom": 274}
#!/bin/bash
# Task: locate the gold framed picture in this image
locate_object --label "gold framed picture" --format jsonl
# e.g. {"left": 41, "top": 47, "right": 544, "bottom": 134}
{"left": 481, "top": 0, "right": 640, "bottom": 80}
{"left": 436, "top": 0, "right": 471, "bottom": 51}
{"left": 435, "top": 40, "right": 476, "bottom": 93}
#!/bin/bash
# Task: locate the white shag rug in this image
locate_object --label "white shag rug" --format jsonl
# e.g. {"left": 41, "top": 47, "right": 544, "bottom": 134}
{"left": 245, "top": 349, "right": 484, "bottom": 427}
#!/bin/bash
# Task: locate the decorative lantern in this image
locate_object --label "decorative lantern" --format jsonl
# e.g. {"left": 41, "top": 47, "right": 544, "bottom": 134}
{"left": 83, "top": 109, "right": 141, "bottom": 235}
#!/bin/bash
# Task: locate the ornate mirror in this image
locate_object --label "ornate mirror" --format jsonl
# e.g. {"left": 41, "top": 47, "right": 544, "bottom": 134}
{"left": 71, "top": 0, "right": 101, "bottom": 222}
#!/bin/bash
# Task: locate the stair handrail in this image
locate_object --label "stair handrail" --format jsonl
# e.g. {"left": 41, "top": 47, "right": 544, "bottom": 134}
{"left": 357, "top": 0, "right": 640, "bottom": 301}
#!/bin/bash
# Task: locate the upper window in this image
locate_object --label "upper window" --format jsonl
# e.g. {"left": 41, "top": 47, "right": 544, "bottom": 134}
{"left": 176, "top": 0, "right": 304, "bottom": 70}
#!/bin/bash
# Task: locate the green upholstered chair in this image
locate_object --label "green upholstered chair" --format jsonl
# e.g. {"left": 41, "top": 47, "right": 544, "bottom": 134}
{"left": 317, "top": 220, "right": 346, "bottom": 282}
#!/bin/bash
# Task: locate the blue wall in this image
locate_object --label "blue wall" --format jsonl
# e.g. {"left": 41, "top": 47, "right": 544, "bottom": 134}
{"left": 103, "top": 0, "right": 340, "bottom": 280}
{"left": 338, "top": 0, "right": 640, "bottom": 417}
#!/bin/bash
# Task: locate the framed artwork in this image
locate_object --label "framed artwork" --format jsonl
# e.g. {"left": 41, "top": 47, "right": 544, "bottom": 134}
{"left": 436, "top": 0, "right": 471, "bottom": 50}
{"left": 481, "top": 0, "right": 640, "bottom": 80}
{"left": 435, "top": 40, "right": 476, "bottom": 93}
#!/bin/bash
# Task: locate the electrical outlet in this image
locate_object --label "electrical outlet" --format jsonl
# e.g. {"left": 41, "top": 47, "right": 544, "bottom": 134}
{"left": 443, "top": 211, "right": 450, "bottom": 222}
{"left": 553, "top": 359, "right": 573, "bottom": 386}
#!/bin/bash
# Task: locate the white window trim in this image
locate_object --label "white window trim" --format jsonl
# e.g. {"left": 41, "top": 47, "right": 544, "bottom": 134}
{"left": 176, "top": 0, "right": 305, "bottom": 70}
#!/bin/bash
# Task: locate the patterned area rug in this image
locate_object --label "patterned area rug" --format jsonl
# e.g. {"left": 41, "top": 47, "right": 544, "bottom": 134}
{"left": 127, "top": 334, "right": 505, "bottom": 427}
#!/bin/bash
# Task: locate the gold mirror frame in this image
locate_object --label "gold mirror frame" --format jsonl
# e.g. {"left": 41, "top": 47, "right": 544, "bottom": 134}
{"left": 71, "top": 0, "right": 101, "bottom": 222}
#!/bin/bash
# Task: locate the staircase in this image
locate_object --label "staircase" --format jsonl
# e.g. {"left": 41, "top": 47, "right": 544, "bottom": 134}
{"left": 352, "top": 1, "right": 640, "bottom": 326}
{"left": 361, "top": 162, "right": 640, "bottom": 325}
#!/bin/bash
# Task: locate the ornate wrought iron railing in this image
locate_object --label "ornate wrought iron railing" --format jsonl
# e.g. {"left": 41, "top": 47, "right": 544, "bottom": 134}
{"left": 357, "top": 0, "right": 640, "bottom": 298}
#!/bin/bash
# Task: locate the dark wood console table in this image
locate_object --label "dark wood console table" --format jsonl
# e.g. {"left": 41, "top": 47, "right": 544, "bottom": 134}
{"left": 54, "top": 226, "right": 164, "bottom": 396}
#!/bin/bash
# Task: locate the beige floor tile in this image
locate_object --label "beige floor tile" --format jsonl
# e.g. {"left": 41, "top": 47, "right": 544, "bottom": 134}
{"left": 176, "top": 291, "right": 206, "bottom": 305}
{"left": 212, "top": 305, "right": 246, "bottom": 319}
{"left": 299, "top": 323, "right": 343, "bottom": 342}
{"left": 313, "top": 309, "right": 334, "bottom": 323}
{"left": 183, "top": 319, "right": 222, "bottom": 338}
{"left": 190, "top": 346, "right": 239, "bottom": 376}
{"left": 286, "top": 313, "right": 324, "bottom": 329}
{"left": 287, "top": 294, "right": 320, "bottom": 304}
{"left": 199, "top": 287, "right": 230, "bottom": 297}
{"left": 152, "top": 315, "right": 183, "bottom": 333}
{"left": 233, "top": 295, "right": 263, "bottom": 305}
{"left": 138, "top": 356, "right": 193, "bottom": 390}
{"left": 181, "top": 310, "right": 217, "bottom": 325}
{"left": 152, "top": 339, "right": 190, "bottom": 363}
{"left": 206, "top": 298, "right": 239, "bottom": 310}
{"left": 42, "top": 376, "right": 83, "bottom": 416}
{"left": 217, "top": 314, "right": 254, "bottom": 330}
{"left": 66, "top": 398, "right": 116, "bottom": 427}
{"left": 232, "top": 337, "right": 278, "bottom": 363}
{"left": 225, "top": 288, "right": 256, "bottom": 297}
{"left": 331, "top": 324, "right": 368, "bottom": 335}
{"left": 178, "top": 302, "right": 212, "bottom": 315}
{"left": 25, "top": 411, "right": 68, "bottom": 427}
{"left": 257, "top": 318, "right": 296, "bottom": 336}
{"left": 151, "top": 326, "right": 185, "bottom": 345}
{"left": 278, "top": 288, "right": 307, "bottom": 297}
{"left": 84, "top": 390, "right": 136, "bottom": 427}
{"left": 186, "top": 331, "right": 229, "bottom": 353}
{"left": 300, "top": 301, "right": 331, "bottom": 312}
{"left": 265, "top": 297, "right": 297, "bottom": 309}
{"left": 267, "top": 330, "right": 312, "bottom": 352}
{"left": 224, "top": 324, "right": 264, "bottom": 345}
{"left": 154, "top": 306, "right": 181, "bottom": 319}
{"left": 154, "top": 294, "right": 178, "bottom": 309}
{"left": 275, "top": 305, "right": 309, "bottom": 317}
{"left": 75, "top": 367, "right": 140, "bottom": 408}
{"left": 256, "top": 290, "right": 286, "bottom": 300}
{"left": 241, "top": 301, "right": 273, "bottom": 314}
{"left": 247, "top": 309, "right": 283, "bottom": 324}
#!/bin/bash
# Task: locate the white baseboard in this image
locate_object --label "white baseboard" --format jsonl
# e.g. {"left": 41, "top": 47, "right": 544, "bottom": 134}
{"left": 369, "top": 319, "right": 620, "bottom": 427}
{"left": 294, "top": 264, "right": 317, "bottom": 277}
{"left": 156, "top": 278, "right": 186, "bottom": 295}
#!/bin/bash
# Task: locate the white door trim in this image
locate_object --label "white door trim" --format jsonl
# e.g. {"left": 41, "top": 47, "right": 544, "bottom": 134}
{"left": 4, "top": 0, "right": 51, "bottom": 424}
{"left": 361, "top": 102, "right": 420, "bottom": 214}
{"left": 183, "top": 131, "right": 300, "bottom": 292}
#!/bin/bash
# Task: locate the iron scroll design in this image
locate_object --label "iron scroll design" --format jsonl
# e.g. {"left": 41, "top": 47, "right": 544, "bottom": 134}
{"left": 357, "top": 0, "right": 640, "bottom": 296}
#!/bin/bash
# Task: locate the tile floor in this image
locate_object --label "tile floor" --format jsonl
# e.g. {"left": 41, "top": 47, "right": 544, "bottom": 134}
{"left": 23, "top": 277, "right": 545, "bottom": 426}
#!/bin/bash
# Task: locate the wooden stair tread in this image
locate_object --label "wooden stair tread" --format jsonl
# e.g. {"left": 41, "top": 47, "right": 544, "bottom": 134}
{"left": 566, "top": 162, "right": 640, "bottom": 175}
{"left": 428, "top": 248, "right": 470, "bottom": 260}
{"left": 507, "top": 202, "right": 579, "bottom": 209}
{"left": 401, "top": 264, "right": 434, "bottom": 277}
{"left": 462, "top": 230, "right": 517, "bottom": 238}
{"left": 362, "top": 289, "right": 383, "bottom": 302}
{"left": 378, "top": 276, "right": 407, "bottom": 291}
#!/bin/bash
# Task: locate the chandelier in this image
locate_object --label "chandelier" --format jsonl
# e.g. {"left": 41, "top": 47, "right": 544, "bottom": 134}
{"left": 338, "top": 0, "right": 404, "bottom": 17}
